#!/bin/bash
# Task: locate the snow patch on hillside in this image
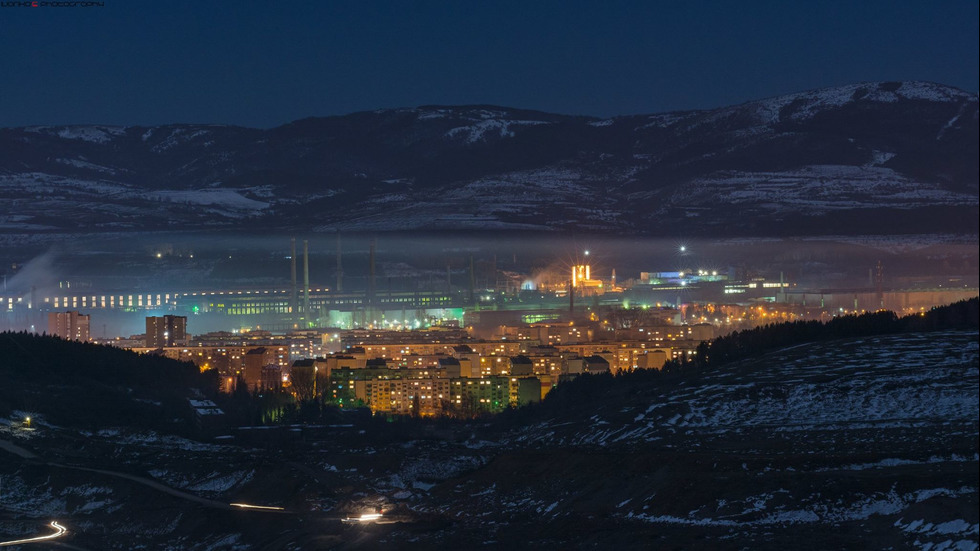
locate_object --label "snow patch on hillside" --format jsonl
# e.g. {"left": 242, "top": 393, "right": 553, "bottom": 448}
{"left": 637, "top": 112, "right": 697, "bottom": 130}
{"left": 681, "top": 166, "right": 977, "bottom": 212}
{"left": 866, "top": 150, "right": 896, "bottom": 167}
{"left": 55, "top": 157, "right": 121, "bottom": 175}
{"left": 151, "top": 128, "right": 214, "bottom": 152}
{"left": 24, "top": 125, "right": 127, "bottom": 143}
{"left": 145, "top": 189, "right": 269, "bottom": 211}
{"left": 625, "top": 486, "right": 977, "bottom": 528}
{"left": 518, "top": 331, "right": 979, "bottom": 448}
{"left": 749, "top": 81, "right": 975, "bottom": 124}
{"left": 446, "top": 120, "right": 550, "bottom": 144}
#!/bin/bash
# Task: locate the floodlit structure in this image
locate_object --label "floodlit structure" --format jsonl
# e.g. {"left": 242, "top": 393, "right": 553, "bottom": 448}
{"left": 146, "top": 315, "right": 188, "bottom": 348}
{"left": 571, "top": 264, "right": 603, "bottom": 295}
{"left": 48, "top": 310, "right": 90, "bottom": 341}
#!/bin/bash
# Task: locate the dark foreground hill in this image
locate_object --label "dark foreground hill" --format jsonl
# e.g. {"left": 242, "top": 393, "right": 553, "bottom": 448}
{"left": 0, "top": 332, "right": 216, "bottom": 432}
{"left": 1, "top": 81, "right": 976, "bottom": 237}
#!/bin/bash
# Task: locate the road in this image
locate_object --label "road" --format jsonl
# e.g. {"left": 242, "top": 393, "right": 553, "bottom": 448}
{"left": 0, "top": 521, "right": 66, "bottom": 547}
{"left": 2, "top": 438, "right": 287, "bottom": 513}
{"left": 0, "top": 440, "right": 36, "bottom": 460}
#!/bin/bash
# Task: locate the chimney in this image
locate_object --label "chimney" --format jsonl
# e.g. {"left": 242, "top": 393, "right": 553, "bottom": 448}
{"left": 290, "top": 238, "right": 297, "bottom": 319}
{"left": 303, "top": 240, "right": 310, "bottom": 318}
{"left": 336, "top": 231, "right": 343, "bottom": 293}
{"left": 491, "top": 254, "right": 497, "bottom": 291}
{"left": 468, "top": 255, "right": 475, "bottom": 305}
{"left": 568, "top": 280, "right": 574, "bottom": 316}
{"left": 368, "top": 239, "right": 376, "bottom": 304}
{"left": 875, "top": 260, "right": 883, "bottom": 309}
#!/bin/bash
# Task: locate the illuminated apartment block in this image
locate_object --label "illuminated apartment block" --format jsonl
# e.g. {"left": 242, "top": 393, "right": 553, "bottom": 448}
{"left": 48, "top": 310, "right": 90, "bottom": 341}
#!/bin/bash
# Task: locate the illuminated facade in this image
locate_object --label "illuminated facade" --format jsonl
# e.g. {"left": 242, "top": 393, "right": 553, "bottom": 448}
{"left": 571, "top": 264, "right": 604, "bottom": 295}
{"left": 48, "top": 310, "right": 90, "bottom": 342}
{"left": 146, "top": 315, "right": 187, "bottom": 348}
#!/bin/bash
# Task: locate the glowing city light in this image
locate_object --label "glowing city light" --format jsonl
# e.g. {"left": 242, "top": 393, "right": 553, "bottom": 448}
{"left": 342, "top": 512, "right": 384, "bottom": 523}
{"left": 230, "top": 503, "right": 285, "bottom": 511}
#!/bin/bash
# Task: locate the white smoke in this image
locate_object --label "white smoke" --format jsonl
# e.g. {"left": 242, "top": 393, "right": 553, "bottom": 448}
{"left": 5, "top": 251, "right": 61, "bottom": 303}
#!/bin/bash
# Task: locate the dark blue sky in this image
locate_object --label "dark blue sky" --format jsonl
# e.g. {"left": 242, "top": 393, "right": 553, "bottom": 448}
{"left": 1, "top": 0, "right": 977, "bottom": 128}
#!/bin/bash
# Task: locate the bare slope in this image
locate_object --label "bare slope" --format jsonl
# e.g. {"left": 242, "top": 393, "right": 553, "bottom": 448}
{"left": 0, "top": 81, "right": 976, "bottom": 236}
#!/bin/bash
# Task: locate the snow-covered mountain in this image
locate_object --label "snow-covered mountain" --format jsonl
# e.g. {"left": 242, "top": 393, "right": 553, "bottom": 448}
{"left": 1, "top": 81, "right": 976, "bottom": 236}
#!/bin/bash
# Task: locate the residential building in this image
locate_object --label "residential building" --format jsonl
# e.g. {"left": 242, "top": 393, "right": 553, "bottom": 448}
{"left": 48, "top": 310, "right": 90, "bottom": 341}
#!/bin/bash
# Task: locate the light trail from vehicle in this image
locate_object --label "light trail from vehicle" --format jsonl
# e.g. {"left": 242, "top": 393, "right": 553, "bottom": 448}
{"left": 342, "top": 512, "right": 383, "bottom": 523}
{"left": 230, "top": 503, "right": 285, "bottom": 511}
{"left": 0, "top": 521, "right": 67, "bottom": 547}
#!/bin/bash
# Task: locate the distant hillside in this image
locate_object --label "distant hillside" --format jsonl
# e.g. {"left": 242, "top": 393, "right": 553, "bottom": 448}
{"left": 0, "top": 81, "right": 976, "bottom": 236}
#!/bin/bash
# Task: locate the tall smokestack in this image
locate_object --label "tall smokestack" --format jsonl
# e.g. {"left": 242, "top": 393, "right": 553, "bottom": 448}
{"left": 875, "top": 260, "right": 883, "bottom": 309}
{"left": 290, "top": 238, "right": 297, "bottom": 319}
{"left": 303, "top": 240, "right": 310, "bottom": 318}
{"left": 336, "top": 231, "right": 343, "bottom": 293}
{"left": 491, "top": 254, "right": 497, "bottom": 291}
{"left": 568, "top": 280, "right": 574, "bottom": 317}
{"left": 468, "top": 255, "right": 475, "bottom": 305}
{"left": 778, "top": 271, "right": 785, "bottom": 303}
{"left": 368, "top": 239, "right": 376, "bottom": 304}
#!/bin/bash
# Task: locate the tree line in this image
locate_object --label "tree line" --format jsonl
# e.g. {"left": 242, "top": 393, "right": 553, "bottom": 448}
{"left": 0, "top": 331, "right": 218, "bottom": 432}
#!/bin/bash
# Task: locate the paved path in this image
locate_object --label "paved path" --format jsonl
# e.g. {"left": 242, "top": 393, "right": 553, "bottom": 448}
{"left": 2, "top": 438, "right": 286, "bottom": 513}
{"left": 0, "top": 439, "right": 37, "bottom": 460}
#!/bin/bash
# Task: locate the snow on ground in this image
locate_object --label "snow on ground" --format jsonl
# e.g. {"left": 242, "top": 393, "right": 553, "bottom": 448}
{"left": 55, "top": 157, "right": 123, "bottom": 175}
{"left": 200, "top": 533, "right": 250, "bottom": 551}
{"left": 895, "top": 517, "right": 980, "bottom": 551}
{"left": 399, "top": 453, "right": 486, "bottom": 485}
{"left": 23, "top": 125, "right": 127, "bottom": 143}
{"left": 0, "top": 173, "right": 269, "bottom": 221}
{"left": 745, "top": 81, "right": 976, "bottom": 124}
{"left": 818, "top": 454, "right": 980, "bottom": 472}
{"left": 89, "top": 429, "right": 230, "bottom": 453}
{"left": 867, "top": 150, "right": 897, "bottom": 167}
{"left": 186, "top": 471, "right": 254, "bottom": 494}
{"left": 664, "top": 332, "right": 977, "bottom": 432}
{"left": 624, "top": 486, "right": 977, "bottom": 528}
{"left": 0, "top": 173, "right": 133, "bottom": 195}
{"left": 312, "top": 164, "right": 615, "bottom": 231}
{"left": 0, "top": 173, "right": 274, "bottom": 222}
{"left": 0, "top": 475, "right": 67, "bottom": 516}
{"left": 637, "top": 112, "right": 699, "bottom": 130}
{"left": 150, "top": 128, "right": 215, "bottom": 152}
{"left": 446, "top": 119, "right": 550, "bottom": 144}
{"left": 517, "top": 331, "right": 978, "bottom": 447}
{"left": 147, "top": 468, "right": 253, "bottom": 494}
{"left": 680, "top": 165, "right": 977, "bottom": 212}
{"left": 143, "top": 189, "right": 269, "bottom": 211}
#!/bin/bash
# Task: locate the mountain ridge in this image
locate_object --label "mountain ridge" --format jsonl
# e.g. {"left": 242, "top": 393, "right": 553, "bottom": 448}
{"left": 1, "top": 81, "right": 976, "bottom": 236}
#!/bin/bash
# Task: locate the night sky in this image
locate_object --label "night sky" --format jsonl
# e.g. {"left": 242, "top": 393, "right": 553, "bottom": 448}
{"left": 1, "top": 0, "right": 977, "bottom": 128}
